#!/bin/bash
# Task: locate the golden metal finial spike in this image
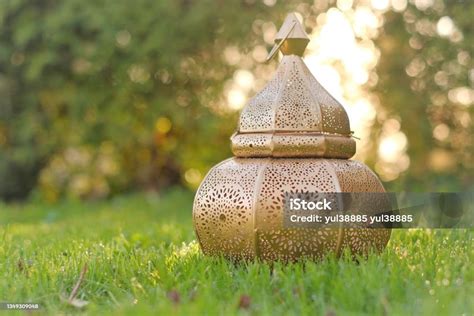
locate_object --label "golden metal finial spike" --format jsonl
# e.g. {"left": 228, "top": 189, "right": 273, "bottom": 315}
{"left": 266, "top": 12, "right": 310, "bottom": 62}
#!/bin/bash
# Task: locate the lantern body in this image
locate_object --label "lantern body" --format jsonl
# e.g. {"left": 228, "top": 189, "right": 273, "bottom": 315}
{"left": 192, "top": 14, "right": 391, "bottom": 261}
{"left": 193, "top": 158, "right": 390, "bottom": 261}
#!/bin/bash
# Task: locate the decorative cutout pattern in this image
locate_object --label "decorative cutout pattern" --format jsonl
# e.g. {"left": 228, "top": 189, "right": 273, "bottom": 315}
{"left": 302, "top": 61, "right": 351, "bottom": 134}
{"left": 231, "top": 133, "right": 356, "bottom": 158}
{"left": 234, "top": 55, "right": 354, "bottom": 158}
{"left": 193, "top": 159, "right": 260, "bottom": 260}
{"left": 193, "top": 158, "right": 391, "bottom": 262}
{"left": 273, "top": 59, "right": 321, "bottom": 130}
{"left": 238, "top": 56, "right": 350, "bottom": 135}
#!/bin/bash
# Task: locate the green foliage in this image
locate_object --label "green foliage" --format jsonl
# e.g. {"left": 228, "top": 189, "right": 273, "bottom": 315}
{"left": 1, "top": 0, "right": 472, "bottom": 201}
{"left": 0, "top": 191, "right": 472, "bottom": 314}
{"left": 0, "top": 0, "right": 291, "bottom": 200}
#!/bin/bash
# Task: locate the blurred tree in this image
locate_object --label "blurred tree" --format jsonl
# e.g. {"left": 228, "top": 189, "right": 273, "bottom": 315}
{"left": 0, "top": 0, "right": 472, "bottom": 201}
{"left": 0, "top": 0, "right": 295, "bottom": 200}
{"left": 373, "top": 0, "right": 473, "bottom": 191}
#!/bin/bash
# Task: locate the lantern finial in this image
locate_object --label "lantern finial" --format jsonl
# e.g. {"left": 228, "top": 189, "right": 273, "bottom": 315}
{"left": 266, "top": 12, "right": 310, "bottom": 62}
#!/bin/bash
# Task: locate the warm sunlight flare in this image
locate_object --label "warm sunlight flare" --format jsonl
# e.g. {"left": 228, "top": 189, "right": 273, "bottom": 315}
{"left": 221, "top": 1, "right": 469, "bottom": 182}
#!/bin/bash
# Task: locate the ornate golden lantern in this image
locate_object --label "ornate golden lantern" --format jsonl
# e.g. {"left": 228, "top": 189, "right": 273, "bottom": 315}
{"left": 193, "top": 13, "right": 390, "bottom": 261}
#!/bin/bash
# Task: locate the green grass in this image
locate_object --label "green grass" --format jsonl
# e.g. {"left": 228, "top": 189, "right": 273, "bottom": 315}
{"left": 0, "top": 189, "right": 472, "bottom": 315}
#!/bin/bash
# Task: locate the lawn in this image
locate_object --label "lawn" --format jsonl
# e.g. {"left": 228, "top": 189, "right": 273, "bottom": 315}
{"left": 0, "top": 189, "right": 472, "bottom": 315}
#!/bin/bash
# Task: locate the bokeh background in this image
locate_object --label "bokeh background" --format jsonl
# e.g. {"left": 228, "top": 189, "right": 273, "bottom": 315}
{"left": 0, "top": 0, "right": 472, "bottom": 202}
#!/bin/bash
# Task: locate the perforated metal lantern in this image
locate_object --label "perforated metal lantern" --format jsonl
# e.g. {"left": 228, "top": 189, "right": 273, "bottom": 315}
{"left": 193, "top": 13, "right": 390, "bottom": 261}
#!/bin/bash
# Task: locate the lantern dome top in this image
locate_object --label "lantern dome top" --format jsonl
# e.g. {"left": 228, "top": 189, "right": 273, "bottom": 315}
{"left": 231, "top": 13, "right": 356, "bottom": 159}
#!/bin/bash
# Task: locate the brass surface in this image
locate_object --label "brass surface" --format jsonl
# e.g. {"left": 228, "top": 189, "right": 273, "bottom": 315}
{"left": 274, "top": 13, "right": 310, "bottom": 41}
{"left": 266, "top": 13, "right": 309, "bottom": 61}
{"left": 192, "top": 13, "right": 391, "bottom": 262}
{"left": 193, "top": 158, "right": 390, "bottom": 261}
{"left": 231, "top": 55, "right": 355, "bottom": 158}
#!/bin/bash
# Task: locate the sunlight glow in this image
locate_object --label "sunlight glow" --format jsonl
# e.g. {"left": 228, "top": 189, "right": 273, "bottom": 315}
{"left": 433, "top": 124, "right": 450, "bottom": 141}
{"left": 437, "top": 16, "right": 455, "bottom": 37}
{"left": 415, "top": 0, "right": 434, "bottom": 11}
{"left": 371, "top": 0, "right": 390, "bottom": 11}
{"left": 305, "top": 5, "right": 413, "bottom": 181}
{"left": 305, "top": 6, "right": 384, "bottom": 163}
{"left": 448, "top": 87, "right": 474, "bottom": 106}
{"left": 223, "top": 4, "right": 410, "bottom": 180}
{"left": 378, "top": 131, "right": 407, "bottom": 163}
{"left": 184, "top": 168, "right": 202, "bottom": 186}
{"left": 391, "top": 0, "right": 407, "bottom": 12}
{"left": 227, "top": 88, "right": 247, "bottom": 110}
{"left": 234, "top": 70, "right": 255, "bottom": 91}
{"left": 337, "top": 0, "right": 353, "bottom": 11}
